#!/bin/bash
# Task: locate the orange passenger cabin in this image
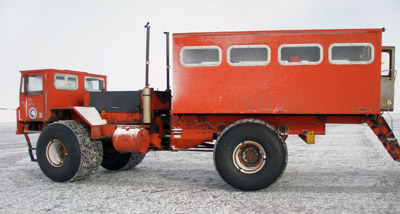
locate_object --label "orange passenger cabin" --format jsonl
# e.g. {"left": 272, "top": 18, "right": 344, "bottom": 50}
{"left": 172, "top": 28, "right": 384, "bottom": 115}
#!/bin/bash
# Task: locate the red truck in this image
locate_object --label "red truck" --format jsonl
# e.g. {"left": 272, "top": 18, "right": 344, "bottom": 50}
{"left": 17, "top": 25, "right": 398, "bottom": 191}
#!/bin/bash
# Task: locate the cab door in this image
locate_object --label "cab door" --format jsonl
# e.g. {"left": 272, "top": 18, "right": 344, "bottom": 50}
{"left": 380, "top": 46, "right": 396, "bottom": 111}
{"left": 19, "top": 74, "right": 46, "bottom": 121}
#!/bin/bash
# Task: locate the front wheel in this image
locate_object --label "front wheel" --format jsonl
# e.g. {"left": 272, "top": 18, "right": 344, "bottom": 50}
{"left": 214, "top": 119, "right": 287, "bottom": 191}
{"left": 36, "top": 121, "right": 103, "bottom": 182}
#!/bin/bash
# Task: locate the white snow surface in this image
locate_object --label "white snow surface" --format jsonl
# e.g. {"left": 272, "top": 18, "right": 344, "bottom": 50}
{"left": 0, "top": 110, "right": 16, "bottom": 123}
{"left": 1, "top": 114, "right": 400, "bottom": 213}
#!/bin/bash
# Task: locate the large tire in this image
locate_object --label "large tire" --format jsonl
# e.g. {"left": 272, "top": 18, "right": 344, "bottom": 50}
{"left": 36, "top": 121, "right": 103, "bottom": 182}
{"left": 214, "top": 119, "right": 287, "bottom": 191}
{"left": 101, "top": 140, "right": 145, "bottom": 170}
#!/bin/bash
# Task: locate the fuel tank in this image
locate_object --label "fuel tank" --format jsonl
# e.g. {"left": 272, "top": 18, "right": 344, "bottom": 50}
{"left": 112, "top": 127, "right": 150, "bottom": 154}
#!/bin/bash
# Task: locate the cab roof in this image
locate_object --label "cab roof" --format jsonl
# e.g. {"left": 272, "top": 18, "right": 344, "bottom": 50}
{"left": 20, "top": 69, "right": 106, "bottom": 78}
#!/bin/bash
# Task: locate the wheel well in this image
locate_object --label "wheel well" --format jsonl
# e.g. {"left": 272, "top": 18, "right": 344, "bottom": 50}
{"left": 50, "top": 109, "right": 74, "bottom": 121}
{"left": 217, "top": 118, "right": 281, "bottom": 142}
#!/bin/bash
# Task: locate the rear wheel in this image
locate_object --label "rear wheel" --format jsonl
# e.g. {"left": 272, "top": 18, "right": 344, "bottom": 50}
{"left": 101, "top": 140, "right": 145, "bottom": 170}
{"left": 36, "top": 121, "right": 103, "bottom": 182}
{"left": 123, "top": 152, "right": 145, "bottom": 170}
{"left": 214, "top": 119, "right": 287, "bottom": 191}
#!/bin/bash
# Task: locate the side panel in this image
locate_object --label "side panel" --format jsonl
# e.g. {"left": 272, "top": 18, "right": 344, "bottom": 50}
{"left": 170, "top": 114, "right": 327, "bottom": 149}
{"left": 172, "top": 29, "right": 382, "bottom": 115}
{"left": 89, "top": 91, "right": 141, "bottom": 113}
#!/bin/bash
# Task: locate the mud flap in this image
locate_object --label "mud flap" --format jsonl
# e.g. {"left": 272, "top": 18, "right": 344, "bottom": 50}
{"left": 73, "top": 107, "right": 107, "bottom": 139}
{"left": 367, "top": 116, "right": 400, "bottom": 161}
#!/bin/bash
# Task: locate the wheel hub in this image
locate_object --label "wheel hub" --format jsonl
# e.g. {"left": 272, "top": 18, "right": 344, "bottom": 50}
{"left": 46, "top": 139, "right": 67, "bottom": 167}
{"left": 233, "top": 141, "right": 266, "bottom": 174}
{"left": 241, "top": 146, "right": 259, "bottom": 165}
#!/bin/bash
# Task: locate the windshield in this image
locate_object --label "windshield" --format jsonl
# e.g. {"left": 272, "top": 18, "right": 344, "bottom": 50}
{"left": 27, "top": 75, "right": 43, "bottom": 94}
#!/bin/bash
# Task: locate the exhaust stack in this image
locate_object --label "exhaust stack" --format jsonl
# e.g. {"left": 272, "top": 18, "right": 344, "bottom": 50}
{"left": 164, "top": 32, "right": 170, "bottom": 91}
{"left": 144, "top": 22, "right": 150, "bottom": 87}
{"left": 143, "top": 22, "right": 152, "bottom": 124}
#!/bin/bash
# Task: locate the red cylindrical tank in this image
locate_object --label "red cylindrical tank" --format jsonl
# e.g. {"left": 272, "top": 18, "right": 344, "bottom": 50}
{"left": 112, "top": 127, "right": 150, "bottom": 154}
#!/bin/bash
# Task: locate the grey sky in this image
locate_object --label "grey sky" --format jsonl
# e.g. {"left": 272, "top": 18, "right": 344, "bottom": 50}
{"left": 1, "top": 0, "right": 399, "bottom": 112}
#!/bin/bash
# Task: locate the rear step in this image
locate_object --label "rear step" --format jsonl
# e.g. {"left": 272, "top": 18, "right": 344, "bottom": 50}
{"left": 367, "top": 116, "right": 400, "bottom": 161}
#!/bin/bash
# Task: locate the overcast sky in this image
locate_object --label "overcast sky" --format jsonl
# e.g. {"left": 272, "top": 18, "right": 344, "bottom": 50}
{"left": 1, "top": 0, "right": 399, "bottom": 114}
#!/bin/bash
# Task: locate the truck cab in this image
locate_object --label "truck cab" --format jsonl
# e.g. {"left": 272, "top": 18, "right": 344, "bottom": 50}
{"left": 17, "top": 69, "right": 106, "bottom": 134}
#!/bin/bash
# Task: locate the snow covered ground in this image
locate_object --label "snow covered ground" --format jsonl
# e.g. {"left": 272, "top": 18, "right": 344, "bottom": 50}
{"left": 0, "top": 114, "right": 399, "bottom": 213}
{"left": 0, "top": 110, "right": 16, "bottom": 123}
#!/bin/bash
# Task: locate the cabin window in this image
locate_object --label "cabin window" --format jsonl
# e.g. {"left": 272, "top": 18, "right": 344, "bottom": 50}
{"left": 228, "top": 45, "right": 270, "bottom": 66}
{"left": 85, "top": 77, "right": 105, "bottom": 91}
{"left": 27, "top": 75, "right": 43, "bottom": 94}
{"left": 180, "top": 46, "right": 222, "bottom": 67}
{"left": 54, "top": 74, "right": 78, "bottom": 90}
{"left": 278, "top": 44, "right": 322, "bottom": 65}
{"left": 381, "top": 52, "right": 390, "bottom": 76}
{"left": 329, "top": 43, "right": 374, "bottom": 64}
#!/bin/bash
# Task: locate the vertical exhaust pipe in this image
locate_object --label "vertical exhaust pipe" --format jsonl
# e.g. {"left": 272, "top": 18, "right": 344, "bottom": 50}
{"left": 164, "top": 32, "right": 170, "bottom": 92}
{"left": 143, "top": 22, "right": 152, "bottom": 124}
{"left": 144, "top": 22, "right": 150, "bottom": 87}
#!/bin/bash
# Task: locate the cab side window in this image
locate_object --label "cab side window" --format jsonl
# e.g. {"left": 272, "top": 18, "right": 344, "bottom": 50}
{"left": 54, "top": 74, "right": 78, "bottom": 90}
{"left": 85, "top": 77, "right": 105, "bottom": 91}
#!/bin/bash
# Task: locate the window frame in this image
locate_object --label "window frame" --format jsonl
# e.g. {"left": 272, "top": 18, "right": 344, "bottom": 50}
{"left": 54, "top": 73, "right": 78, "bottom": 91}
{"left": 278, "top": 44, "right": 323, "bottom": 66}
{"left": 227, "top": 45, "right": 271, "bottom": 66}
{"left": 381, "top": 51, "right": 391, "bottom": 76}
{"left": 20, "top": 76, "right": 25, "bottom": 94}
{"left": 180, "top": 46, "right": 222, "bottom": 67}
{"left": 329, "top": 43, "right": 374, "bottom": 65}
{"left": 84, "top": 76, "right": 105, "bottom": 92}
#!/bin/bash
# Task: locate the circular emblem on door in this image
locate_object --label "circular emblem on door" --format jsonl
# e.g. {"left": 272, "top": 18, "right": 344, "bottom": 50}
{"left": 29, "top": 108, "right": 37, "bottom": 119}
